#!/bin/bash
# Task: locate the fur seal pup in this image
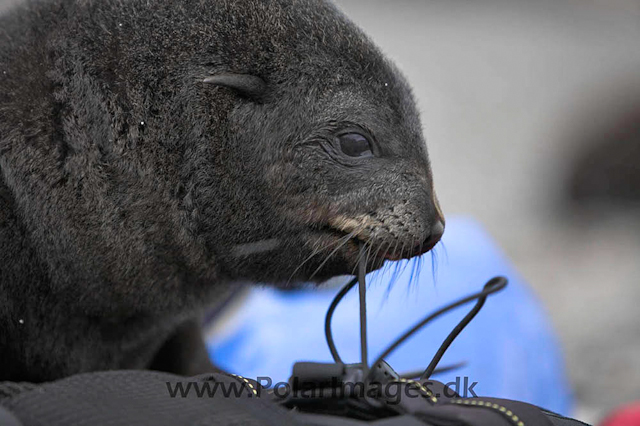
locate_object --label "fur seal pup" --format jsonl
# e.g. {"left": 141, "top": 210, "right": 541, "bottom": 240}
{"left": 0, "top": 0, "right": 445, "bottom": 382}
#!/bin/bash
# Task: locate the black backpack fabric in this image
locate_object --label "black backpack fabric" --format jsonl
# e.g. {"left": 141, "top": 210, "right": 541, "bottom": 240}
{"left": 0, "top": 369, "right": 591, "bottom": 426}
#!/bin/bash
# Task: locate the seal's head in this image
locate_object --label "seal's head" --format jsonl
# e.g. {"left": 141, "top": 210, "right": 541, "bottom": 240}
{"left": 1, "top": 0, "right": 443, "bottom": 291}
{"left": 191, "top": 1, "right": 445, "bottom": 284}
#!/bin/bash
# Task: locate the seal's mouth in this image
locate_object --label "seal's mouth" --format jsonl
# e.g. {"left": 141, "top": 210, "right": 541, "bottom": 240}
{"left": 321, "top": 227, "right": 398, "bottom": 261}
{"left": 307, "top": 224, "right": 383, "bottom": 272}
{"left": 312, "top": 221, "right": 407, "bottom": 267}
{"left": 303, "top": 214, "right": 442, "bottom": 281}
{"left": 325, "top": 215, "right": 409, "bottom": 262}
{"left": 320, "top": 213, "right": 441, "bottom": 264}
{"left": 313, "top": 224, "right": 365, "bottom": 252}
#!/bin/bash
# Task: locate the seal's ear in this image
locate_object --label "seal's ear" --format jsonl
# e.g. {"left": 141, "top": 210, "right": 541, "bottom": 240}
{"left": 203, "top": 73, "right": 267, "bottom": 102}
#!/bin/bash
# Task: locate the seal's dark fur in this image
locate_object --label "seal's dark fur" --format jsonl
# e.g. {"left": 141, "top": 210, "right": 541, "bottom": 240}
{"left": 0, "top": 0, "right": 444, "bottom": 381}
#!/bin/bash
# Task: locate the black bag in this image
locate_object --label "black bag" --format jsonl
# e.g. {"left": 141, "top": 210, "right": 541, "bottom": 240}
{"left": 0, "top": 368, "right": 589, "bottom": 426}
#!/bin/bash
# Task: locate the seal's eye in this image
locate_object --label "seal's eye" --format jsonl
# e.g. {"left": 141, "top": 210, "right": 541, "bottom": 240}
{"left": 337, "top": 133, "right": 374, "bottom": 158}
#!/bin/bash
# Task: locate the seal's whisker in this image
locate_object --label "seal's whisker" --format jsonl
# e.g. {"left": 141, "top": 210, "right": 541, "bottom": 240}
{"left": 364, "top": 236, "right": 374, "bottom": 278}
{"left": 286, "top": 230, "right": 356, "bottom": 286}
{"left": 415, "top": 252, "right": 425, "bottom": 289}
{"left": 399, "top": 240, "right": 409, "bottom": 275}
{"left": 367, "top": 241, "right": 385, "bottom": 286}
{"left": 398, "top": 237, "right": 414, "bottom": 279}
{"left": 387, "top": 256, "right": 402, "bottom": 293}
{"left": 391, "top": 236, "right": 413, "bottom": 294}
{"left": 366, "top": 237, "right": 374, "bottom": 264}
{"left": 347, "top": 231, "right": 377, "bottom": 280}
{"left": 430, "top": 245, "right": 439, "bottom": 286}
{"left": 307, "top": 225, "right": 366, "bottom": 282}
{"left": 407, "top": 252, "right": 417, "bottom": 289}
{"left": 388, "top": 261, "right": 402, "bottom": 296}
{"left": 440, "top": 241, "right": 450, "bottom": 264}
{"left": 381, "top": 240, "right": 393, "bottom": 267}
{"left": 364, "top": 237, "right": 390, "bottom": 285}
{"left": 370, "top": 239, "right": 385, "bottom": 265}
{"left": 377, "top": 240, "right": 394, "bottom": 281}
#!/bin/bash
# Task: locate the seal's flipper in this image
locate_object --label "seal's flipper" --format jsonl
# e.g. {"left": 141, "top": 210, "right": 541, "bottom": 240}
{"left": 203, "top": 74, "right": 267, "bottom": 102}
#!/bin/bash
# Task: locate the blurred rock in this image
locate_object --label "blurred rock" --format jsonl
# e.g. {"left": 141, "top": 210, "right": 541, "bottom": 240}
{"left": 567, "top": 95, "right": 640, "bottom": 209}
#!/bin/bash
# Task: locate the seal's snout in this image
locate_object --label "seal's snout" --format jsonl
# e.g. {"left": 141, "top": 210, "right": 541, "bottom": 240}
{"left": 415, "top": 191, "right": 446, "bottom": 254}
{"left": 381, "top": 218, "right": 445, "bottom": 261}
{"left": 416, "top": 219, "right": 445, "bottom": 255}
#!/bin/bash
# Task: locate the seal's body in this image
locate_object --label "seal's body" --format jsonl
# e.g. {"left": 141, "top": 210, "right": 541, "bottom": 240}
{"left": 0, "top": 0, "right": 444, "bottom": 382}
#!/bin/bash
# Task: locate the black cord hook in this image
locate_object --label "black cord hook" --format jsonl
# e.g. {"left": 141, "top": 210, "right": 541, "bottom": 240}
{"left": 323, "top": 245, "right": 508, "bottom": 386}
{"left": 365, "top": 276, "right": 507, "bottom": 383}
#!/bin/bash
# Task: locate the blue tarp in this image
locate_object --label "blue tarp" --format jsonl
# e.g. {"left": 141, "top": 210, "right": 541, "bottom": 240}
{"left": 207, "top": 216, "right": 573, "bottom": 415}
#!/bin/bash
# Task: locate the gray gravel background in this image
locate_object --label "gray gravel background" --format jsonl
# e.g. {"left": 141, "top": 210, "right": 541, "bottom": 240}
{"left": 2, "top": 0, "right": 639, "bottom": 423}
